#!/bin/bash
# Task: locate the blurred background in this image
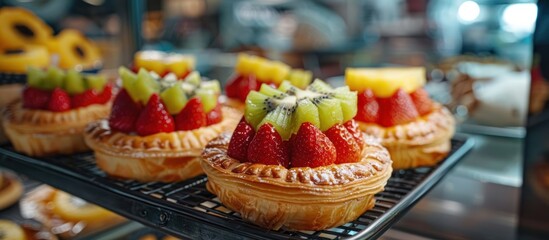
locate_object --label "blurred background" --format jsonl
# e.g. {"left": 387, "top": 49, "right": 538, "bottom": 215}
{"left": 0, "top": 0, "right": 544, "bottom": 239}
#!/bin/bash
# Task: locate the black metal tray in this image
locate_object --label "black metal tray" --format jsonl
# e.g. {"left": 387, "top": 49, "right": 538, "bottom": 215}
{"left": 0, "top": 135, "right": 473, "bottom": 240}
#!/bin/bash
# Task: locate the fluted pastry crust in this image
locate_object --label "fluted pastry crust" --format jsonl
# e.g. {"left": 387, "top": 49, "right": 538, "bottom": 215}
{"left": 357, "top": 104, "right": 455, "bottom": 169}
{"left": 201, "top": 134, "right": 393, "bottom": 230}
{"left": 2, "top": 101, "right": 111, "bottom": 156}
{"left": 0, "top": 84, "right": 22, "bottom": 144}
{"left": 84, "top": 107, "right": 240, "bottom": 182}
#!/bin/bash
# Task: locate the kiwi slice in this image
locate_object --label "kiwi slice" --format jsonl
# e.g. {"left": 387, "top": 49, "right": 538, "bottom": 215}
{"left": 43, "top": 67, "right": 65, "bottom": 90}
{"left": 244, "top": 80, "right": 356, "bottom": 138}
{"left": 195, "top": 89, "right": 218, "bottom": 112}
{"left": 27, "top": 66, "right": 46, "bottom": 88}
{"left": 160, "top": 82, "right": 188, "bottom": 114}
{"left": 330, "top": 86, "right": 357, "bottom": 122}
{"left": 199, "top": 81, "right": 221, "bottom": 94}
{"left": 129, "top": 69, "right": 160, "bottom": 104}
{"left": 184, "top": 71, "right": 201, "bottom": 86}
{"left": 307, "top": 79, "right": 332, "bottom": 92}
{"left": 259, "top": 84, "right": 287, "bottom": 98}
{"left": 86, "top": 75, "right": 107, "bottom": 92}
{"left": 65, "top": 69, "right": 87, "bottom": 94}
{"left": 245, "top": 91, "right": 272, "bottom": 127}
{"left": 293, "top": 98, "right": 320, "bottom": 134}
{"left": 119, "top": 66, "right": 137, "bottom": 89}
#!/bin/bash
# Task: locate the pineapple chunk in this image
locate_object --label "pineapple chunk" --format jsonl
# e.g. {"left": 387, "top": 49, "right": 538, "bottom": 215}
{"left": 345, "top": 67, "right": 426, "bottom": 97}
{"left": 235, "top": 54, "right": 256, "bottom": 75}
{"left": 269, "top": 61, "right": 291, "bottom": 84}
{"left": 166, "top": 54, "right": 195, "bottom": 77}
{"left": 134, "top": 51, "right": 166, "bottom": 74}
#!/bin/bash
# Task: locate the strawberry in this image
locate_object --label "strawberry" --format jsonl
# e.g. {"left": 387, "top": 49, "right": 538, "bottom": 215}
{"left": 325, "top": 124, "right": 361, "bottom": 164}
{"left": 355, "top": 89, "right": 378, "bottom": 123}
{"left": 135, "top": 94, "right": 174, "bottom": 136}
{"left": 225, "top": 74, "right": 259, "bottom": 102}
{"left": 175, "top": 97, "right": 206, "bottom": 131}
{"left": 376, "top": 89, "right": 419, "bottom": 127}
{"left": 97, "top": 83, "right": 113, "bottom": 104}
{"left": 227, "top": 118, "right": 255, "bottom": 162}
{"left": 247, "top": 123, "right": 289, "bottom": 167}
{"left": 410, "top": 88, "right": 433, "bottom": 116}
{"left": 109, "top": 89, "right": 142, "bottom": 133}
{"left": 48, "top": 88, "right": 71, "bottom": 112}
{"left": 22, "top": 86, "right": 50, "bottom": 109}
{"left": 343, "top": 120, "right": 364, "bottom": 149}
{"left": 290, "top": 122, "right": 336, "bottom": 168}
{"left": 72, "top": 89, "right": 100, "bottom": 108}
{"left": 206, "top": 103, "right": 223, "bottom": 126}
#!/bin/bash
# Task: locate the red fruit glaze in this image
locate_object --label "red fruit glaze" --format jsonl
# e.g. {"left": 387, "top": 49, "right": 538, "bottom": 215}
{"left": 290, "top": 122, "right": 336, "bottom": 168}
{"left": 109, "top": 89, "right": 142, "bottom": 133}
{"left": 228, "top": 118, "right": 255, "bottom": 162}
{"left": 377, "top": 89, "right": 419, "bottom": 127}
{"left": 355, "top": 89, "right": 378, "bottom": 123}
{"left": 325, "top": 124, "right": 361, "bottom": 164}
{"left": 225, "top": 74, "right": 259, "bottom": 102}
{"left": 135, "top": 94, "right": 174, "bottom": 136}
{"left": 47, "top": 88, "right": 71, "bottom": 112}
{"left": 343, "top": 120, "right": 364, "bottom": 149}
{"left": 206, "top": 103, "right": 223, "bottom": 126}
{"left": 175, "top": 97, "right": 206, "bottom": 131}
{"left": 72, "top": 89, "right": 100, "bottom": 108}
{"left": 410, "top": 88, "right": 434, "bottom": 116}
{"left": 22, "top": 87, "right": 50, "bottom": 109}
{"left": 247, "top": 123, "right": 289, "bottom": 167}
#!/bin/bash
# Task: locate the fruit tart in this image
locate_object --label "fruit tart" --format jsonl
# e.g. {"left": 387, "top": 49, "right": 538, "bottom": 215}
{"left": 346, "top": 67, "right": 455, "bottom": 169}
{"left": 201, "top": 80, "right": 393, "bottom": 230}
{"left": 133, "top": 50, "right": 195, "bottom": 79}
{"left": 3, "top": 67, "right": 112, "bottom": 156}
{"left": 224, "top": 54, "right": 312, "bottom": 110}
{"left": 84, "top": 68, "right": 239, "bottom": 182}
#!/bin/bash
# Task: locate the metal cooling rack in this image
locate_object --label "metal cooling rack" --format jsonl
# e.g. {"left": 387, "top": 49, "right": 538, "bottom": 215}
{"left": 0, "top": 135, "right": 473, "bottom": 240}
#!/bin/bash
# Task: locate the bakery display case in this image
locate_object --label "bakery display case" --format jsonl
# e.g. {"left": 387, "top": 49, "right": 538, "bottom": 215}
{"left": 0, "top": 0, "right": 542, "bottom": 239}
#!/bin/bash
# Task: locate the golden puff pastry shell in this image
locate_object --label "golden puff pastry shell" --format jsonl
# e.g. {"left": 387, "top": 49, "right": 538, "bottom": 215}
{"left": 358, "top": 104, "right": 455, "bottom": 169}
{"left": 201, "top": 134, "right": 393, "bottom": 230}
{"left": 84, "top": 107, "right": 240, "bottom": 159}
{"left": 3, "top": 101, "right": 111, "bottom": 156}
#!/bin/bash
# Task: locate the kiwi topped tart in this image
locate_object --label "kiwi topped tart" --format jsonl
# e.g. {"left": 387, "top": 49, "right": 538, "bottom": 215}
{"left": 2, "top": 67, "right": 112, "bottom": 156}
{"left": 224, "top": 54, "right": 313, "bottom": 109}
{"left": 84, "top": 67, "right": 239, "bottom": 182}
{"left": 133, "top": 50, "right": 195, "bottom": 79}
{"left": 201, "top": 80, "right": 392, "bottom": 230}
{"left": 346, "top": 67, "right": 455, "bottom": 169}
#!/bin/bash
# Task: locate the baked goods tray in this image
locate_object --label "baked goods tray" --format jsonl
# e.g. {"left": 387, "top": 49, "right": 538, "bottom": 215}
{"left": 0, "top": 135, "right": 473, "bottom": 240}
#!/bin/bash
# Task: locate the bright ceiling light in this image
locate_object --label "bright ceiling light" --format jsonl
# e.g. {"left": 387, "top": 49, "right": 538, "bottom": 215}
{"left": 458, "top": 1, "right": 480, "bottom": 24}
{"left": 501, "top": 3, "right": 537, "bottom": 34}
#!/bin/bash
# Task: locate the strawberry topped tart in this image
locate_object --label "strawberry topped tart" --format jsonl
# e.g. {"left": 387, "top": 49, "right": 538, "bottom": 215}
{"left": 3, "top": 67, "right": 112, "bottom": 156}
{"left": 201, "top": 80, "right": 392, "bottom": 230}
{"left": 346, "top": 67, "right": 455, "bottom": 169}
{"left": 224, "top": 54, "right": 312, "bottom": 110}
{"left": 84, "top": 67, "right": 239, "bottom": 182}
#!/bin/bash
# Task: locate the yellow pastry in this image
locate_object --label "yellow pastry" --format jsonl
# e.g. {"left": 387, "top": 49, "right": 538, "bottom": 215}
{"left": 47, "top": 29, "right": 101, "bottom": 70}
{"left": 0, "top": 7, "right": 53, "bottom": 49}
{"left": 0, "top": 46, "right": 49, "bottom": 73}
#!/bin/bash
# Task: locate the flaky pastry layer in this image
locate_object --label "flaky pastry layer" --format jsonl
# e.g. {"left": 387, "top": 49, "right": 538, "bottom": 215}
{"left": 357, "top": 104, "right": 455, "bottom": 169}
{"left": 201, "top": 134, "right": 393, "bottom": 230}
{"left": 85, "top": 107, "right": 240, "bottom": 182}
{"left": 2, "top": 101, "right": 111, "bottom": 156}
